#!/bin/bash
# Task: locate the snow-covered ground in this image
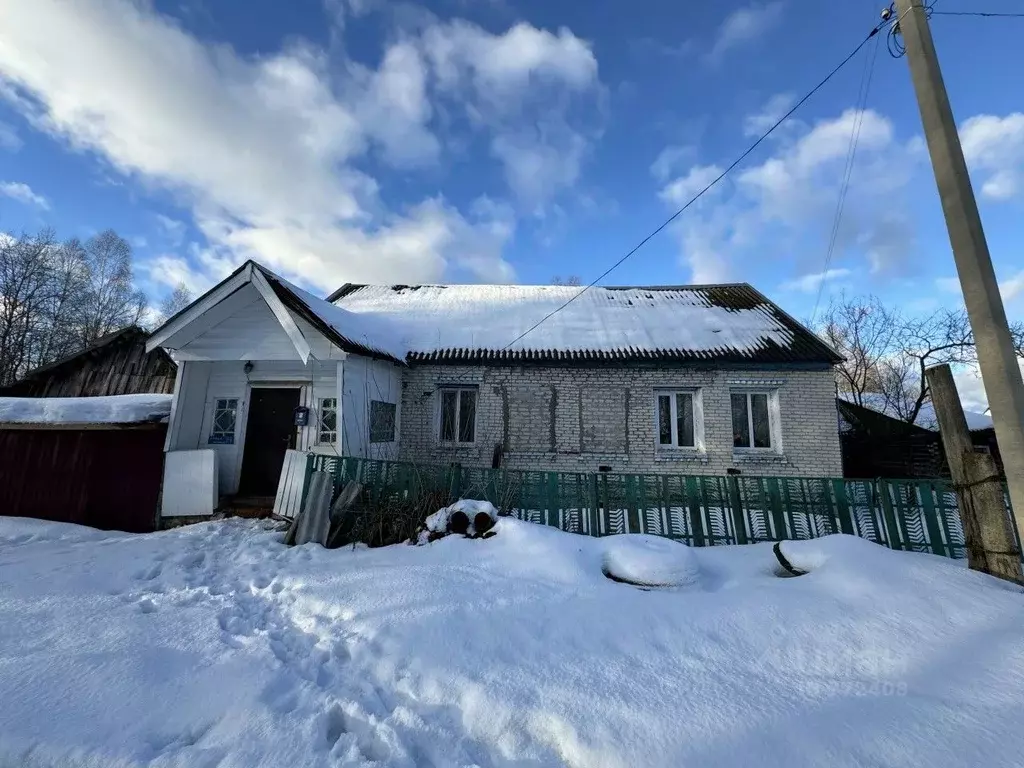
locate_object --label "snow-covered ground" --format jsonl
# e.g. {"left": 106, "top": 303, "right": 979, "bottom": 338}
{"left": 2, "top": 516, "right": 1023, "bottom": 768}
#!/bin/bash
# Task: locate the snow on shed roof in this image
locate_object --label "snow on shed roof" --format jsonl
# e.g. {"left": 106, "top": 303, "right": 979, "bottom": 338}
{"left": 330, "top": 283, "right": 841, "bottom": 364}
{"left": 0, "top": 394, "right": 173, "bottom": 426}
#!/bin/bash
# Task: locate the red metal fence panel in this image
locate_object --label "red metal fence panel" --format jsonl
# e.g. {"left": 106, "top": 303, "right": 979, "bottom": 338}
{"left": 0, "top": 425, "right": 166, "bottom": 533}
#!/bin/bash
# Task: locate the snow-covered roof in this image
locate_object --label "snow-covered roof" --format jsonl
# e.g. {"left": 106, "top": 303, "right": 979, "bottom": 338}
{"left": 0, "top": 394, "right": 173, "bottom": 426}
{"left": 838, "top": 392, "right": 994, "bottom": 432}
{"left": 331, "top": 283, "right": 840, "bottom": 364}
{"left": 258, "top": 268, "right": 407, "bottom": 362}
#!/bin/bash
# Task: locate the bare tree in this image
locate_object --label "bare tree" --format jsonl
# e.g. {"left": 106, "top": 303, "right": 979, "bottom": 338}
{"left": 551, "top": 275, "right": 582, "bottom": 286}
{"left": 819, "top": 296, "right": 987, "bottom": 425}
{"left": 79, "top": 230, "right": 147, "bottom": 344}
{"left": 818, "top": 295, "right": 902, "bottom": 407}
{"left": 0, "top": 229, "right": 60, "bottom": 386}
{"left": 0, "top": 227, "right": 151, "bottom": 387}
{"left": 887, "top": 309, "right": 976, "bottom": 423}
{"left": 158, "top": 283, "right": 194, "bottom": 320}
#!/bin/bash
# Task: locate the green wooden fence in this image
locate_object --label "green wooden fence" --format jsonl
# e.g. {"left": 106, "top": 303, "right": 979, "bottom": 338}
{"left": 306, "top": 454, "right": 1019, "bottom": 560}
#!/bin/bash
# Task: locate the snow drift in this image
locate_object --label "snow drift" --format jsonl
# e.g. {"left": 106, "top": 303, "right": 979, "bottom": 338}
{"left": 1, "top": 517, "right": 1023, "bottom": 768}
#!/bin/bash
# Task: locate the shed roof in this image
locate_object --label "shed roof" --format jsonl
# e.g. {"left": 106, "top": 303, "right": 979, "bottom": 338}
{"left": 330, "top": 283, "right": 841, "bottom": 365}
{"left": 5, "top": 326, "right": 173, "bottom": 382}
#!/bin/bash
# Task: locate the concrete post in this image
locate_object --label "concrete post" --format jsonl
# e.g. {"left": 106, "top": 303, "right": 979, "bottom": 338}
{"left": 896, "top": 0, "right": 1024, "bottom": 541}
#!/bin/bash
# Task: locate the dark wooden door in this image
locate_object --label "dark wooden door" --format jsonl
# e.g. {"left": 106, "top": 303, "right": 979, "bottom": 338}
{"left": 238, "top": 388, "right": 299, "bottom": 496}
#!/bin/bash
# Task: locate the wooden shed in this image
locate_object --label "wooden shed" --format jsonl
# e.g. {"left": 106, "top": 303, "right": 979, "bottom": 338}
{"left": 0, "top": 394, "right": 172, "bottom": 533}
{"left": 0, "top": 326, "right": 176, "bottom": 398}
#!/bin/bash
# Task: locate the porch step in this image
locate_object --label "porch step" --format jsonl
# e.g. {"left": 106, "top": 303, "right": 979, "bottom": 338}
{"left": 216, "top": 495, "right": 276, "bottom": 519}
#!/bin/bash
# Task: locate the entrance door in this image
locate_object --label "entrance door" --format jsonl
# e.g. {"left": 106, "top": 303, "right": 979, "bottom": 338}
{"left": 238, "top": 388, "right": 300, "bottom": 496}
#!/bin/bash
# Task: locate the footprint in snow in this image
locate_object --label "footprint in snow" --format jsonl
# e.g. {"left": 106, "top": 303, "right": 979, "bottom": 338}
{"left": 321, "top": 703, "right": 391, "bottom": 763}
{"left": 138, "top": 598, "right": 158, "bottom": 614}
{"left": 134, "top": 563, "right": 162, "bottom": 581}
{"left": 251, "top": 573, "right": 273, "bottom": 590}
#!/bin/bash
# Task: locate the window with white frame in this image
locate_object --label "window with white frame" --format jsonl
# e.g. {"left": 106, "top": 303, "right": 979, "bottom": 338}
{"left": 655, "top": 390, "right": 701, "bottom": 449}
{"left": 439, "top": 387, "right": 477, "bottom": 444}
{"left": 369, "top": 400, "right": 396, "bottom": 444}
{"left": 208, "top": 398, "right": 238, "bottom": 444}
{"left": 731, "top": 391, "right": 776, "bottom": 450}
{"left": 318, "top": 397, "right": 338, "bottom": 444}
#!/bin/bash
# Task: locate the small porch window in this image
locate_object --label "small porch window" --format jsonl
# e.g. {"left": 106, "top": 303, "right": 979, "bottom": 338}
{"left": 439, "top": 387, "right": 477, "bottom": 444}
{"left": 318, "top": 397, "right": 338, "bottom": 444}
{"left": 208, "top": 398, "right": 238, "bottom": 445}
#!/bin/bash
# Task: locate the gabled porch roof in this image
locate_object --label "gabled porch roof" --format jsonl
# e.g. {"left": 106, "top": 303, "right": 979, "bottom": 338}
{"left": 146, "top": 261, "right": 406, "bottom": 364}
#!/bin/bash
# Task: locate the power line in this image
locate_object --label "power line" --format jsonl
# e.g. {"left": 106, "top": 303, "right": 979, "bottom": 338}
{"left": 502, "top": 19, "right": 890, "bottom": 351}
{"left": 811, "top": 25, "right": 883, "bottom": 325}
{"left": 932, "top": 10, "right": 1024, "bottom": 17}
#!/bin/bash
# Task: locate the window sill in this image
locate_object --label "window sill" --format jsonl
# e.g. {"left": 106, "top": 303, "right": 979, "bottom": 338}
{"left": 655, "top": 450, "right": 709, "bottom": 463}
{"left": 732, "top": 451, "right": 787, "bottom": 464}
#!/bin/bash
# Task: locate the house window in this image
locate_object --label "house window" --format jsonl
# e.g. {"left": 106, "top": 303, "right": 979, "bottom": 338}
{"left": 439, "top": 387, "right": 477, "bottom": 444}
{"left": 369, "top": 400, "right": 396, "bottom": 444}
{"left": 655, "top": 390, "right": 701, "bottom": 449}
{"left": 318, "top": 397, "right": 338, "bottom": 444}
{"left": 731, "top": 392, "right": 775, "bottom": 449}
{"left": 208, "top": 398, "right": 238, "bottom": 445}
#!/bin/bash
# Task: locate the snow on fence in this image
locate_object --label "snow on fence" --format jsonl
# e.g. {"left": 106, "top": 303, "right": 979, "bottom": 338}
{"left": 303, "top": 454, "right": 1018, "bottom": 560}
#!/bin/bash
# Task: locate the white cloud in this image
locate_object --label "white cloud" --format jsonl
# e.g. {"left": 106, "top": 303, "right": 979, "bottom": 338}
{"left": 656, "top": 108, "right": 920, "bottom": 283}
{"left": 423, "top": 21, "right": 597, "bottom": 101}
{"left": 155, "top": 214, "right": 187, "bottom": 246}
{"left": 0, "top": 180, "right": 48, "bottom": 209}
{"left": 0, "top": 120, "right": 20, "bottom": 150}
{"left": 1000, "top": 270, "right": 1024, "bottom": 302}
{"left": 650, "top": 145, "right": 695, "bottom": 183}
{"left": 779, "top": 268, "right": 851, "bottom": 293}
{"left": 491, "top": 128, "right": 587, "bottom": 212}
{"left": 743, "top": 93, "right": 794, "bottom": 138}
{"left": 348, "top": 40, "right": 440, "bottom": 168}
{"left": 0, "top": 0, "right": 600, "bottom": 290}
{"left": 707, "top": 1, "right": 784, "bottom": 63}
{"left": 421, "top": 20, "right": 601, "bottom": 209}
{"left": 659, "top": 164, "right": 724, "bottom": 208}
{"left": 960, "top": 113, "right": 1024, "bottom": 200}
{"left": 938, "top": 271, "right": 1024, "bottom": 303}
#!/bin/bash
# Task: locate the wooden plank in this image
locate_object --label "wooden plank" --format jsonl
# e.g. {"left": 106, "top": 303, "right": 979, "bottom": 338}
{"left": 927, "top": 363, "right": 1021, "bottom": 582}
{"left": 685, "top": 476, "right": 705, "bottom": 546}
{"left": 832, "top": 479, "right": 855, "bottom": 535}
{"left": 273, "top": 449, "right": 309, "bottom": 519}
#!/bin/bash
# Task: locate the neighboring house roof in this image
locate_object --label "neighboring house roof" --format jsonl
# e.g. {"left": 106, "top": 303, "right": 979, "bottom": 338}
{"left": 837, "top": 399, "right": 935, "bottom": 438}
{"left": 329, "top": 283, "right": 842, "bottom": 365}
{"left": 837, "top": 392, "right": 994, "bottom": 432}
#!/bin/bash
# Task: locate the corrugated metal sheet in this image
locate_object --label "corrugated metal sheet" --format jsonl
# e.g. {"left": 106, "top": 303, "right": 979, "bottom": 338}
{"left": 331, "top": 282, "right": 842, "bottom": 365}
{"left": 0, "top": 424, "right": 166, "bottom": 533}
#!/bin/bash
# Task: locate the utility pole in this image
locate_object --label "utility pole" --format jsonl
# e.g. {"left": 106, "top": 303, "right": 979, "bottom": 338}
{"left": 894, "top": 0, "right": 1024, "bottom": 541}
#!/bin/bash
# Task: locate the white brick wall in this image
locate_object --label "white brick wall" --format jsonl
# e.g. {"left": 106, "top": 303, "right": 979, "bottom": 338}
{"left": 398, "top": 363, "right": 843, "bottom": 477}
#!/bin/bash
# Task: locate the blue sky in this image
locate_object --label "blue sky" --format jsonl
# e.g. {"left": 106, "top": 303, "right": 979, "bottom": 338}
{"left": 1, "top": 0, "right": 1022, "bottom": 333}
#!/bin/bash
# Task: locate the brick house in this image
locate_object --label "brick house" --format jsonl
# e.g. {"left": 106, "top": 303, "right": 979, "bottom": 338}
{"left": 331, "top": 282, "right": 844, "bottom": 478}
{"left": 147, "top": 261, "right": 843, "bottom": 517}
